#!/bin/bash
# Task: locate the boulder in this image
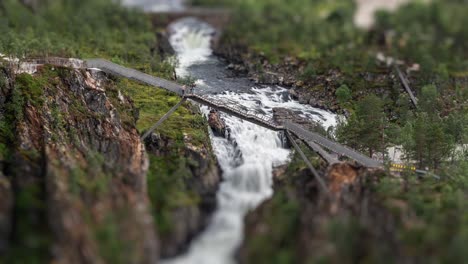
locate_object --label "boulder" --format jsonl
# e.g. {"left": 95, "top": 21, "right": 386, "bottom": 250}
{"left": 208, "top": 109, "right": 226, "bottom": 137}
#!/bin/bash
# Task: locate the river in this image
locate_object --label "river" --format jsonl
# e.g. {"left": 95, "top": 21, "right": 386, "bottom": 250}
{"left": 122, "top": 1, "right": 337, "bottom": 263}
{"left": 162, "top": 17, "right": 337, "bottom": 264}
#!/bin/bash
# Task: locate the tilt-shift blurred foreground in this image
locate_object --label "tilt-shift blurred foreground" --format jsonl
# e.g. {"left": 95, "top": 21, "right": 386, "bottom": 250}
{"left": 0, "top": 0, "right": 467, "bottom": 263}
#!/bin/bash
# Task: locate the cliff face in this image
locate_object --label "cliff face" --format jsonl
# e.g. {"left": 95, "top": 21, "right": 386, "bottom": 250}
{"left": 0, "top": 61, "right": 223, "bottom": 262}
{"left": 145, "top": 131, "right": 220, "bottom": 258}
{"left": 238, "top": 158, "right": 405, "bottom": 264}
{"left": 0, "top": 65, "right": 159, "bottom": 263}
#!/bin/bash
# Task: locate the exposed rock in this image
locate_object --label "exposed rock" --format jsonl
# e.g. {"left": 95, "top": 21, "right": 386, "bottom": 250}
{"left": 0, "top": 172, "right": 12, "bottom": 254}
{"left": 238, "top": 158, "right": 409, "bottom": 263}
{"left": 145, "top": 127, "right": 221, "bottom": 258}
{"left": 0, "top": 66, "right": 158, "bottom": 263}
{"left": 272, "top": 164, "right": 288, "bottom": 182}
{"left": 273, "top": 107, "right": 325, "bottom": 133}
{"left": 208, "top": 109, "right": 227, "bottom": 137}
{"left": 157, "top": 31, "right": 176, "bottom": 58}
{"left": 297, "top": 92, "right": 311, "bottom": 104}
{"left": 256, "top": 71, "right": 282, "bottom": 85}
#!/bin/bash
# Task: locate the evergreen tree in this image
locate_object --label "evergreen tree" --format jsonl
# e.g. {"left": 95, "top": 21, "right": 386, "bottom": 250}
{"left": 400, "top": 85, "right": 457, "bottom": 169}
{"left": 337, "top": 94, "right": 385, "bottom": 157}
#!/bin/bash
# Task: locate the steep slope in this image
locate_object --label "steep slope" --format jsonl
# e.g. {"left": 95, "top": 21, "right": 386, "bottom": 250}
{"left": 0, "top": 63, "right": 221, "bottom": 263}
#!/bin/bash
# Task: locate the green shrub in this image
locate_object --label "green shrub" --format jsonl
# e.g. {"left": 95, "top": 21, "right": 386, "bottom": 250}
{"left": 335, "top": 84, "right": 352, "bottom": 105}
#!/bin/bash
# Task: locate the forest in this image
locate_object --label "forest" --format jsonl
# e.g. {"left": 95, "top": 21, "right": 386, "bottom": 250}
{"left": 0, "top": 0, "right": 467, "bottom": 263}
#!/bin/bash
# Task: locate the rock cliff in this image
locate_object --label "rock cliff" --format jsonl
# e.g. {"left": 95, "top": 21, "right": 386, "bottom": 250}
{"left": 0, "top": 63, "right": 221, "bottom": 263}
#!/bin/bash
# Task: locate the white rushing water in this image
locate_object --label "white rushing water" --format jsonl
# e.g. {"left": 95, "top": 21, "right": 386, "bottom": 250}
{"left": 121, "top": 0, "right": 185, "bottom": 12}
{"left": 163, "top": 18, "right": 337, "bottom": 264}
{"left": 168, "top": 18, "right": 216, "bottom": 77}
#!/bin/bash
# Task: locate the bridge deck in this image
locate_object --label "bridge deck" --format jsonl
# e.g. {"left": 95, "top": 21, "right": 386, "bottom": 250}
{"left": 302, "top": 140, "right": 340, "bottom": 165}
{"left": 284, "top": 121, "right": 382, "bottom": 168}
{"left": 25, "top": 57, "right": 382, "bottom": 168}
{"left": 84, "top": 59, "right": 381, "bottom": 167}
{"left": 85, "top": 59, "right": 184, "bottom": 96}
{"left": 186, "top": 94, "right": 283, "bottom": 131}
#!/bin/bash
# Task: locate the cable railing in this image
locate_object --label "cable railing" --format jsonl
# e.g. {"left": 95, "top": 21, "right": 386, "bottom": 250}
{"left": 187, "top": 94, "right": 282, "bottom": 129}
{"left": 19, "top": 56, "right": 384, "bottom": 167}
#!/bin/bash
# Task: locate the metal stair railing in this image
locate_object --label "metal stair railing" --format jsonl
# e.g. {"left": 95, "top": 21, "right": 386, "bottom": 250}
{"left": 187, "top": 94, "right": 282, "bottom": 130}
{"left": 395, "top": 65, "right": 418, "bottom": 108}
{"left": 285, "top": 121, "right": 383, "bottom": 168}
{"left": 84, "top": 58, "right": 184, "bottom": 96}
{"left": 141, "top": 98, "right": 187, "bottom": 141}
{"left": 286, "top": 131, "right": 329, "bottom": 195}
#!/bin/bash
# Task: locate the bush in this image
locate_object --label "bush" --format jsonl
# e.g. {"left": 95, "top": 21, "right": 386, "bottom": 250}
{"left": 335, "top": 84, "right": 352, "bottom": 105}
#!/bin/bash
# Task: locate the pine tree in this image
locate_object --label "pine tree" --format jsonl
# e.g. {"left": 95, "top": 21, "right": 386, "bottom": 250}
{"left": 337, "top": 94, "right": 385, "bottom": 157}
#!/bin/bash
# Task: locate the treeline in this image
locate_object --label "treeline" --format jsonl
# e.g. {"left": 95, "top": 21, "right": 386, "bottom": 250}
{"left": 335, "top": 84, "right": 467, "bottom": 170}
{"left": 194, "top": 0, "right": 468, "bottom": 170}
{"left": 0, "top": 0, "right": 173, "bottom": 77}
{"left": 190, "top": 0, "right": 468, "bottom": 261}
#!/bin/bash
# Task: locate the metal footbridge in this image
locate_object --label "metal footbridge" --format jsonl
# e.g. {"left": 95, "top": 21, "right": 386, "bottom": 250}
{"left": 26, "top": 58, "right": 383, "bottom": 169}
{"left": 82, "top": 59, "right": 383, "bottom": 168}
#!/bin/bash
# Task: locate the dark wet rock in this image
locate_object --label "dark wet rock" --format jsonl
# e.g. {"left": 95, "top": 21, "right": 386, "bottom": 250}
{"left": 208, "top": 109, "right": 227, "bottom": 137}
{"left": 297, "top": 92, "right": 311, "bottom": 104}
{"left": 157, "top": 31, "right": 176, "bottom": 57}
{"left": 0, "top": 67, "right": 159, "bottom": 263}
{"left": 238, "top": 162, "right": 404, "bottom": 264}
{"left": 145, "top": 129, "right": 221, "bottom": 259}
{"left": 0, "top": 172, "right": 12, "bottom": 254}
{"left": 255, "top": 71, "right": 282, "bottom": 85}
{"left": 273, "top": 107, "right": 324, "bottom": 133}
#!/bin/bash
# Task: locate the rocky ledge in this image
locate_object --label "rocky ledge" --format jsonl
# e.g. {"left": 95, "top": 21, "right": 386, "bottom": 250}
{"left": 144, "top": 130, "right": 221, "bottom": 258}
{"left": 207, "top": 109, "right": 227, "bottom": 138}
{"left": 0, "top": 65, "right": 158, "bottom": 263}
{"left": 0, "top": 63, "right": 221, "bottom": 263}
{"left": 215, "top": 42, "right": 410, "bottom": 115}
{"left": 237, "top": 161, "right": 405, "bottom": 263}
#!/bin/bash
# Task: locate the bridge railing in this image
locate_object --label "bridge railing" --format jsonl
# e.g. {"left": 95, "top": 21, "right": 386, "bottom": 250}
{"left": 284, "top": 121, "right": 383, "bottom": 168}
{"left": 187, "top": 94, "right": 281, "bottom": 129}
{"left": 85, "top": 58, "right": 184, "bottom": 96}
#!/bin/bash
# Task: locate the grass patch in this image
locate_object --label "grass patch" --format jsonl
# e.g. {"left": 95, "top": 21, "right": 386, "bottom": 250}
{"left": 118, "top": 79, "right": 209, "bottom": 147}
{"left": 116, "top": 78, "right": 211, "bottom": 234}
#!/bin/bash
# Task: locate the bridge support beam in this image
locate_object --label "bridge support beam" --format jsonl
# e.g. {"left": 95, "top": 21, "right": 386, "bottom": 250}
{"left": 286, "top": 131, "right": 329, "bottom": 195}
{"left": 303, "top": 140, "right": 340, "bottom": 165}
{"left": 141, "top": 98, "right": 187, "bottom": 141}
{"left": 395, "top": 65, "right": 418, "bottom": 108}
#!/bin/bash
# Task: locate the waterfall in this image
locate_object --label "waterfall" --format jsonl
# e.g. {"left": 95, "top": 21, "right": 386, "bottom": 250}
{"left": 162, "top": 17, "right": 337, "bottom": 264}
{"left": 168, "top": 18, "right": 216, "bottom": 78}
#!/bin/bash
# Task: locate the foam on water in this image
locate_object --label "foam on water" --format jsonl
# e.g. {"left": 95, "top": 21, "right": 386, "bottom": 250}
{"left": 212, "top": 86, "right": 338, "bottom": 130}
{"left": 162, "top": 17, "right": 337, "bottom": 264}
{"left": 168, "top": 18, "right": 215, "bottom": 77}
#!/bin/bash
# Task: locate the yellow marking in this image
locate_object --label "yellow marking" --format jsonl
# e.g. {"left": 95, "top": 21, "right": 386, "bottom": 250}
{"left": 391, "top": 163, "right": 416, "bottom": 171}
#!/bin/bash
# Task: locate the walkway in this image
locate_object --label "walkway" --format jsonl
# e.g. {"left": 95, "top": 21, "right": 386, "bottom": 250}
{"left": 84, "top": 59, "right": 185, "bottom": 96}
{"left": 84, "top": 59, "right": 382, "bottom": 168}
{"left": 187, "top": 94, "right": 283, "bottom": 131}
{"left": 302, "top": 140, "right": 340, "bottom": 165}
{"left": 284, "top": 121, "right": 382, "bottom": 168}
{"left": 23, "top": 57, "right": 383, "bottom": 168}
